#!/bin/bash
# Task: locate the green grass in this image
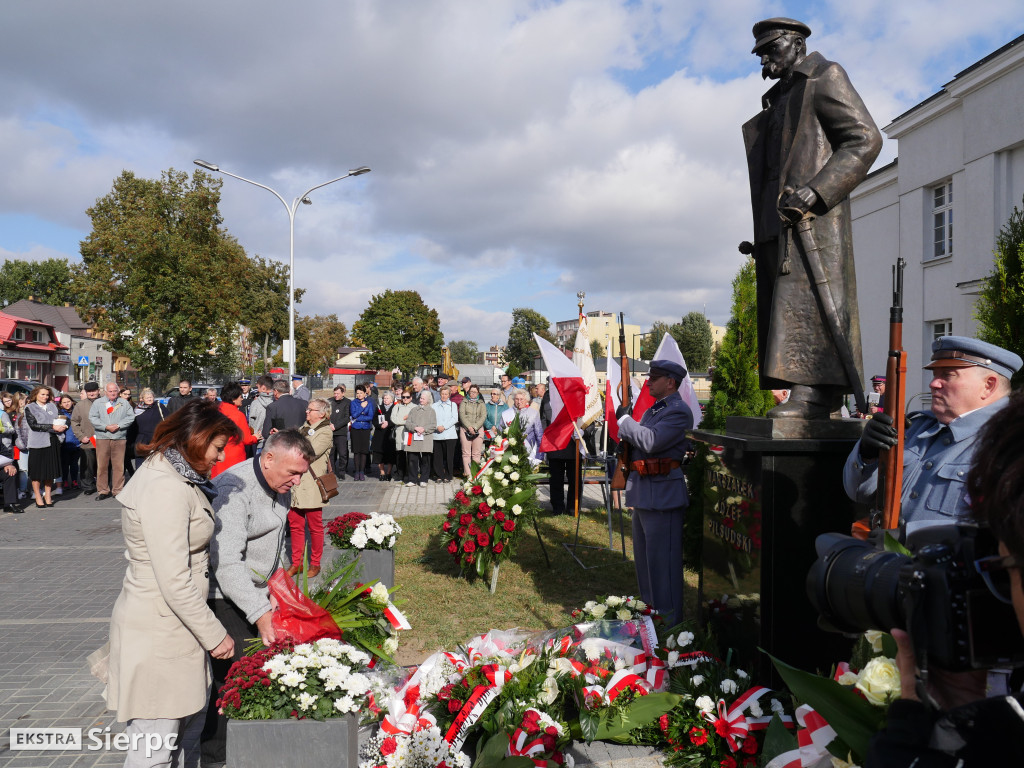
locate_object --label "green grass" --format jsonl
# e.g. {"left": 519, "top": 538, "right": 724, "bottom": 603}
{"left": 391, "top": 509, "right": 700, "bottom": 664}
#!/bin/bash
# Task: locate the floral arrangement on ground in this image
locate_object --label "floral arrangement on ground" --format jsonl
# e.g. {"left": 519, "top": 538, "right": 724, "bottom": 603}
{"left": 328, "top": 511, "right": 402, "bottom": 551}
{"left": 438, "top": 414, "right": 545, "bottom": 579}
{"left": 356, "top": 596, "right": 808, "bottom": 768}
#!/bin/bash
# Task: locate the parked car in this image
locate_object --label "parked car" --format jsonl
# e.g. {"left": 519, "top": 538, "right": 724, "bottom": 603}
{"left": 0, "top": 379, "right": 60, "bottom": 399}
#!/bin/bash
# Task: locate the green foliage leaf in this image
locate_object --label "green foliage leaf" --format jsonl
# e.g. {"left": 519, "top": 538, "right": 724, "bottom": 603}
{"left": 760, "top": 713, "right": 798, "bottom": 764}
{"left": 883, "top": 532, "right": 912, "bottom": 556}
{"left": 594, "top": 692, "right": 680, "bottom": 742}
{"left": 768, "top": 651, "right": 885, "bottom": 763}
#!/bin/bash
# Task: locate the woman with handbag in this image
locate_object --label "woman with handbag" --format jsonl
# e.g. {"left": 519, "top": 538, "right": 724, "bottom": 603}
{"left": 458, "top": 384, "right": 486, "bottom": 478}
{"left": 286, "top": 398, "right": 333, "bottom": 578}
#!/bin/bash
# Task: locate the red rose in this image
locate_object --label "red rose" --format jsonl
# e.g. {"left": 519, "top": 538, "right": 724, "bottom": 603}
{"left": 456, "top": 491, "right": 469, "bottom": 503}
{"left": 742, "top": 758, "right": 758, "bottom": 768}
{"left": 465, "top": 555, "right": 474, "bottom": 564}
{"left": 488, "top": 525, "right": 495, "bottom": 537}
{"left": 447, "top": 508, "right": 457, "bottom": 519}
{"left": 503, "top": 520, "right": 515, "bottom": 532}
{"left": 494, "top": 511, "right": 506, "bottom": 521}
{"left": 447, "top": 541, "right": 458, "bottom": 554}
{"left": 544, "top": 726, "right": 558, "bottom": 736}
{"left": 468, "top": 523, "right": 480, "bottom": 536}
{"left": 380, "top": 737, "right": 397, "bottom": 756}
{"left": 447, "top": 698, "right": 463, "bottom": 713}
{"left": 442, "top": 521, "right": 452, "bottom": 532}
{"left": 477, "top": 533, "right": 490, "bottom": 546}
{"left": 741, "top": 736, "right": 758, "bottom": 755}
{"left": 460, "top": 513, "right": 472, "bottom": 525}
{"left": 689, "top": 727, "right": 708, "bottom": 746}
{"left": 464, "top": 541, "right": 476, "bottom": 552}
{"left": 493, "top": 542, "right": 504, "bottom": 554}
{"left": 720, "top": 758, "right": 737, "bottom": 768}
{"left": 478, "top": 502, "right": 491, "bottom": 513}
{"left": 472, "top": 485, "right": 483, "bottom": 495}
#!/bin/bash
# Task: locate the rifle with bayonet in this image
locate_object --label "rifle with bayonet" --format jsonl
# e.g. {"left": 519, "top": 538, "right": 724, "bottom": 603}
{"left": 610, "top": 313, "right": 632, "bottom": 491}
{"left": 876, "top": 257, "right": 907, "bottom": 531}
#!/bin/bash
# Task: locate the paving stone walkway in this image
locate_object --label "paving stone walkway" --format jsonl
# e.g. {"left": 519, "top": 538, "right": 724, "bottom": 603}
{"left": 0, "top": 474, "right": 657, "bottom": 768}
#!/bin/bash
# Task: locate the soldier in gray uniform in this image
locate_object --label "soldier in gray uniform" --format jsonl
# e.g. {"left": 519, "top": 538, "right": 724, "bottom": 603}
{"left": 844, "top": 336, "right": 1022, "bottom": 530}
{"left": 616, "top": 359, "right": 694, "bottom": 626}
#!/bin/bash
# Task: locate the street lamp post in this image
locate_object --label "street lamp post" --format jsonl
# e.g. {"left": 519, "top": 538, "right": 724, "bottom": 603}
{"left": 193, "top": 159, "right": 370, "bottom": 380}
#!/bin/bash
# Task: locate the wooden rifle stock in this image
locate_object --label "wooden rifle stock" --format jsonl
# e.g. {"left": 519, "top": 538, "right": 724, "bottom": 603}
{"left": 611, "top": 313, "right": 632, "bottom": 490}
{"left": 877, "top": 258, "right": 907, "bottom": 531}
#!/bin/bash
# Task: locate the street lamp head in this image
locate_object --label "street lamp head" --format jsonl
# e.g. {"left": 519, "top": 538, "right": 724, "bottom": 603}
{"left": 193, "top": 159, "right": 220, "bottom": 172}
{"left": 349, "top": 166, "right": 371, "bottom": 176}
{"left": 301, "top": 197, "right": 313, "bottom": 205}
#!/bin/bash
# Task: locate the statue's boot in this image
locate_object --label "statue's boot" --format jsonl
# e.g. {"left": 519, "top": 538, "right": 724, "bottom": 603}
{"left": 767, "top": 385, "right": 838, "bottom": 420}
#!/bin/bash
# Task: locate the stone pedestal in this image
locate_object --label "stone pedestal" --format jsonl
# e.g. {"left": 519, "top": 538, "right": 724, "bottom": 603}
{"left": 690, "top": 417, "right": 866, "bottom": 684}
{"left": 227, "top": 714, "right": 358, "bottom": 768}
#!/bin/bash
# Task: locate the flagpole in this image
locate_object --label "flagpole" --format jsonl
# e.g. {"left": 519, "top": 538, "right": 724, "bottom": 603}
{"left": 574, "top": 290, "right": 585, "bottom": 519}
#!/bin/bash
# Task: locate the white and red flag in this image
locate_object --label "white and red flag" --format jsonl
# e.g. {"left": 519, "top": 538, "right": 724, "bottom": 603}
{"left": 632, "top": 333, "right": 703, "bottom": 428}
{"left": 572, "top": 316, "right": 604, "bottom": 430}
{"left": 604, "top": 349, "right": 641, "bottom": 443}
{"left": 534, "top": 334, "right": 586, "bottom": 453}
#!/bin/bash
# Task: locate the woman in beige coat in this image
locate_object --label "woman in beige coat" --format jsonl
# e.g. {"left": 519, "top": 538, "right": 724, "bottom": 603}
{"left": 403, "top": 390, "right": 436, "bottom": 487}
{"left": 287, "top": 398, "right": 333, "bottom": 578}
{"left": 458, "top": 384, "right": 487, "bottom": 478}
{"left": 106, "top": 400, "right": 240, "bottom": 768}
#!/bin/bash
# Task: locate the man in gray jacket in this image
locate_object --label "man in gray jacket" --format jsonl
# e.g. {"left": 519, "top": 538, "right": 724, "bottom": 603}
{"left": 202, "top": 429, "right": 313, "bottom": 766}
{"left": 70, "top": 382, "right": 100, "bottom": 494}
{"left": 88, "top": 382, "right": 135, "bottom": 499}
{"left": 247, "top": 375, "right": 275, "bottom": 454}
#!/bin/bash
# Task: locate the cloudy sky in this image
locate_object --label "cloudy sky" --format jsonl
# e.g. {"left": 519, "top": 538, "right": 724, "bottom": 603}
{"left": 2, "top": 1, "right": 1021, "bottom": 349}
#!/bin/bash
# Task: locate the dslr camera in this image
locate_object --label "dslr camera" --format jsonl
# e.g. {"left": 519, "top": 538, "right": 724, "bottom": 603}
{"left": 807, "top": 523, "right": 1024, "bottom": 671}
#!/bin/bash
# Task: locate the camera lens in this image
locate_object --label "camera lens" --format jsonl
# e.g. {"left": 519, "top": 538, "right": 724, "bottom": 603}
{"left": 807, "top": 533, "right": 909, "bottom": 634}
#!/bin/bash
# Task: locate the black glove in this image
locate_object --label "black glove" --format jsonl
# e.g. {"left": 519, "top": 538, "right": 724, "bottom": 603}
{"left": 615, "top": 404, "right": 632, "bottom": 420}
{"left": 860, "top": 413, "right": 898, "bottom": 460}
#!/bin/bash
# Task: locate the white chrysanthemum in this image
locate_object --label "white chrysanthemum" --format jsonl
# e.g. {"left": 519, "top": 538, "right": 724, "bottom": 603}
{"left": 370, "top": 582, "right": 390, "bottom": 603}
{"left": 770, "top": 698, "right": 785, "bottom": 715}
{"left": 297, "top": 691, "right": 318, "bottom": 710}
{"left": 666, "top": 651, "right": 680, "bottom": 667}
{"left": 383, "top": 636, "right": 399, "bottom": 655}
{"left": 696, "top": 695, "right": 715, "bottom": 714}
{"left": 334, "top": 695, "right": 356, "bottom": 713}
{"left": 721, "top": 678, "right": 738, "bottom": 695}
{"left": 263, "top": 656, "right": 289, "bottom": 678}
{"left": 691, "top": 675, "right": 705, "bottom": 687}
{"left": 748, "top": 700, "right": 763, "bottom": 718}
{"left": 736, "top": 669, "right": 749, "bottom": 679}
{"left": 350, "top": 529, "right": 368, "bottom": 549}
{"left": 579, "top": 639, "right": 604, "bottom": 661}
{"left": 279, "top": 670, "right": 305, "bottom": 688}
{"left": 677, "top": 631, "right": 695, "bottom": 647}
{"left": 293, "top": 643, "right": 314, "bottom": 656}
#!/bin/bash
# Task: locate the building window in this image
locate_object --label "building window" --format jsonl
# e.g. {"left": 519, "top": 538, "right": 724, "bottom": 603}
{"left": 932, "top": 320, "right": 952, "bottom": 342}
{"left": 931, "top": 182, "right": 953, "bottom": 260}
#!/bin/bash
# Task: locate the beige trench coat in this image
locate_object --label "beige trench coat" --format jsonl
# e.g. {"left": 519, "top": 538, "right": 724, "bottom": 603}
{"left": 106, "top": 452, "right": 227, "bottom": 722}
{"left": 290, "top": 419, "right": 333, "bottom": 510}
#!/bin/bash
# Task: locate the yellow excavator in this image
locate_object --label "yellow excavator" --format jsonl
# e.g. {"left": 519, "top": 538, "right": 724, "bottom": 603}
{"left": 416, "top": 346, "right": 459, "bottom": 382}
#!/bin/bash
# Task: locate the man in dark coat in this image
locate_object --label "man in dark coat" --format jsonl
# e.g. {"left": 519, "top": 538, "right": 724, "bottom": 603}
{"left": 328, "top": 385, "right": 351, "bottom": 480}
{"left": 166, "top": 379, "right": 199, "bottom": 415}
{"left": 742, "top": 18, "right": 882, "bottom": 419}
{"left": 261, "top": 380, "right": 307, "bottom": 439}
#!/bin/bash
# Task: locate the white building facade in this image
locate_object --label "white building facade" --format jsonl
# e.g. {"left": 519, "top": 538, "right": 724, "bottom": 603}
{"left": 851, "top": 34, "right": 1024, "bottom": 402}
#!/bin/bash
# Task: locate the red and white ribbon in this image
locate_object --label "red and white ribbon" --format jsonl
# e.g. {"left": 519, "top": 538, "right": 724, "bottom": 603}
{"left": 507, "top": 728, "right": 551, "bottom": 767}
{"left": 703, "top": 698, "right": 750, "bottom": 752}
{"left": 645, "top": 657, "right": 667, "bottom": 691}
{"left": 764, "top": 705, "right": 836, "bottom": 768}
{"left": 581, "top": 669, "right": 651, "bottom": 708}
{"left": 383, "top": 603, "right": 412, "bottom": 631}
{"left": 379, "top": 686, "right": 437, "bottom": 737}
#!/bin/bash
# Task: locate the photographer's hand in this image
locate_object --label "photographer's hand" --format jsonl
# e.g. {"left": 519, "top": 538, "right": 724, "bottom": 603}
{"left": 891, "top": 629, "right": 919, "bottom": 701}
{"left": 860, "top": 413, "right": 898, "bottom": 460}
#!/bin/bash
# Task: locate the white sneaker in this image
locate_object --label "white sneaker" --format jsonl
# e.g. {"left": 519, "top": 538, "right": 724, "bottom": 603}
{"left": 419, "top": 482, "right": 427, "bottom": 487}
{"left": 405, "top": 482, "right": 415, "bottom": 487}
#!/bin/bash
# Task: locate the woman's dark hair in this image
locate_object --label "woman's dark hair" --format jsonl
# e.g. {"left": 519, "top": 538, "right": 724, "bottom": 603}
{"left": 968, "top": 392, "right": 1024, "bottom": 561}
{"left": 138, "top": 399, "right": 241, "bottom": 468}
{"left": 355, "top": 384, "right": 367, "bottom": 394}
{"left": 221, "top": 382, "right": 243, "bottom": 402}
{"left": 27, "top": 386, "right": 51, "bottom": 404}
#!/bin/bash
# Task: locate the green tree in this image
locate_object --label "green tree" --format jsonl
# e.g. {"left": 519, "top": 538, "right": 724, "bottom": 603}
{"left": 674, "top": 311, "right": 714, "bottom": 373}
{"left": 702, "top": 258, "right": 775, "bottom": 430}
{"left": 0, "top": 258, "right": 80, "bottom": 307}
{"left": 295, "top": 314, "right": 349, "bottom": 374}
{"left": 975, "top": 196, "right": 1024, "bottom": 388}
{"left": 448, "top": 339, "right": 480, "bottom": 364}
{"left": 352, "top": 290, "right": 443, "bottom": 376}
{"left": 640, "top": 320, "right": 673, "bottom": 360}
{"left": 590, "top": 338, "right": 605, "bottom": 360}
{"left": 77, "top": 168, "right": 250, "bottom": 388}
{"left": 244, "top": 255, "right": 304, "bottom": 375}
{"left": 505, "top": 308, "right": 553, "bottom": 370}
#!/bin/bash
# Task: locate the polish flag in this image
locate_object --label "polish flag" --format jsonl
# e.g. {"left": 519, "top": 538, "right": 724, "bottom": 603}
{"left": 572, "top": 317, "right": 603, "bottom": 429}
{"left": 632, "top": 333, "right": 703, "bottom": 427}
{"left": 604, "top": 349, "right": 640, "bottom": 443}
{"left": 534, "top": 334, "right": 586, "bottom": 453}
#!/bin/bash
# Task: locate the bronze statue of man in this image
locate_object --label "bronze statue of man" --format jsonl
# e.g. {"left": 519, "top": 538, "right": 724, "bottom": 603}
{"left": 742, "top": 18, "right": 882, "bottom": 419}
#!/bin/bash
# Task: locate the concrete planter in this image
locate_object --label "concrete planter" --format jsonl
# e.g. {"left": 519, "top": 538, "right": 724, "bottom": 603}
{"left": 355, "top": 548, "right": 394, "bottom": 589}
{"left": 227, "top": 713, "right": 358, "bottom": 768}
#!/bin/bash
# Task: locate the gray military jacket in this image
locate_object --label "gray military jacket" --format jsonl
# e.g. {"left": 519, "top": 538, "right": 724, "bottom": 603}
{"left": 843, "top": 398, "right": 1009, "bottom": 526}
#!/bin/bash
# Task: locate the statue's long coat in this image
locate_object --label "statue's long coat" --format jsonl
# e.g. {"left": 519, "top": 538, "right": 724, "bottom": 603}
{"left": 743, "top": 51, "right": 882, "bottom": 389}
